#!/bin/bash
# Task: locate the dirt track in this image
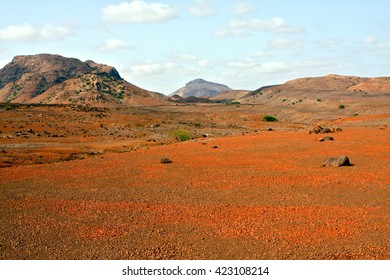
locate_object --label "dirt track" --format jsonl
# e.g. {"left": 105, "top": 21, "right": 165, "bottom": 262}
{"left": 1, "top": 122, "right": 389, "bottom": 259}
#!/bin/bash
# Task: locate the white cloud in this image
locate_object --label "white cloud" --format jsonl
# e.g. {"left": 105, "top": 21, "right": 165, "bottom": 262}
{"left": 214, "top": 27, "right": 249, "bottom": 37}
{"left": 366, "top": 41, "right": 390, "bottom": 57}
{"left": 97, "top": 39, "right": 134, "bottom": 52}
{"left": 269, "top": 38, "right": 303, "bottom": 49}
{"left": 231, "top": 0, "right": 255, "bottom": 16}
{"left": 101, "top": 0, "right": 177, "bottom": 24}
{"left": 0, "top": 23, "right": 72, "bottom": 42}
{"left": 39, "top": 23, "right": 73, "bottom": 40}
{"left": 198, "top": 59, "right": 213, "bottom": 68}
{"left": 129, "top": 60, "right": 201, "bottom": 78}
{"left": 249, "top": 17, "right": 303, "bottom": 33}
{"left": 131, "top": 63, "right": 162, "bottom": 76}
{"left": 166, "top": 52, "right": 198, "bottom": 62}
{"left": 250, "top": 51, "right": 267, "bottom": 58}
{"left": 226, "top": 60, "right": 255, "bottom": 69}
{"left": 0, "top": 23, "right": 37, "bottom": 42}
{"left": 365, "top": 36, "right": 376, "bottom": 44}
{"left": 255, "top": 62, "right": 290, "bottom": 73}
{"left": 214, "top": 17, "right": 303, "bottom": 37}
{"left": 188, "top": 0, "right": 214, "bottom": 17}
{"left": 214, "top": 20, "right": 250, "bottom": 37}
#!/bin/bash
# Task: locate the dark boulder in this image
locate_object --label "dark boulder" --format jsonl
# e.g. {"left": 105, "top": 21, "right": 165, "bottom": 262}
{"left": 160, "top": 157, "right": 173, "bottom": 164}
{"left": 319, "top": 136, "right": 334, "bottom": 142}
{"left": 322, "top": 156, "right": 352, "bottom": 167}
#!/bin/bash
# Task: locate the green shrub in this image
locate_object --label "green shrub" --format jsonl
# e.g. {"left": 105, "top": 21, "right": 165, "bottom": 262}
{"left": 225, "top": 101, "right": 240, "bottom": 105}
{"left": 171, "top": 129, "right": 192, "bottom": 141}
{"left": 338, "top": 104, "right": 345, "bottom": 109}
{"left": 262, "top": 115, "right": 278, "bottom": 122}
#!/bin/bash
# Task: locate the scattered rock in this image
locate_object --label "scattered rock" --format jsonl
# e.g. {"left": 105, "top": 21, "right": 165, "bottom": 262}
{"left": 310, "top": 126, "right": 343, "bottom": 134}
{"left": 309, "top": 127, "right": 321, "bottom": 134}
{"left": 203, "top": 133, "right": 210, "bottom": 138}
{"left": 322, "top": 156, "right": 352, "bottom": 167}
{"left": 319, "top": 136, "right": 334, "bottom": 142}
{"left": 160, "top": 157, "right": 173, "bottom": 164}
{"left": 212, "top": 146, "right": 219, "bottom": 149}
{"left": 309, "top": 126, "right": 333, "bottom": 134}
{"left": 0, "top": 148, "right": 7, "bottom": 153}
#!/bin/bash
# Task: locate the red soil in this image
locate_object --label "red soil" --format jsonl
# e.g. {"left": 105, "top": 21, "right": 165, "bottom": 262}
{"left": 1, "top": 125, "right": 389, "bottom": 259}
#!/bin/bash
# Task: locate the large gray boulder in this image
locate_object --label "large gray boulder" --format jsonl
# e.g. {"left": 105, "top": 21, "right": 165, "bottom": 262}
{"left": 322, "top": 156, "right": 352, "bottom": 167}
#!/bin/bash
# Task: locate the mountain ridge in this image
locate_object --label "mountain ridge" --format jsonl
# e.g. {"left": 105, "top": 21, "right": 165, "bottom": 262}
{"left": 230, "top": 74, "right": 390, "bottom": 110}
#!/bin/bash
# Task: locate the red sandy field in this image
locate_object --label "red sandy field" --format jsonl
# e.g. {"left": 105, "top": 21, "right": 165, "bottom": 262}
{"left": 0, "top": 105, "right": 389, "bottom": 259}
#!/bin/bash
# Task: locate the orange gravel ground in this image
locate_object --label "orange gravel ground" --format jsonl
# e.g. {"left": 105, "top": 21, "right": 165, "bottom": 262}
{"left": 0, "top": 126, "right": 389, "bottom": 259}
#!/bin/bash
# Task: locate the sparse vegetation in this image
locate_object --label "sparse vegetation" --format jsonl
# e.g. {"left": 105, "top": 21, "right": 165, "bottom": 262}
{"left": 338, "top": 104, "right": 345, "bottom": 109}
{"left": 170, "top": 129, "right": 192, "bottom": 141}
{"left": 4, "top": 104, "right": 16, "bottom": 111}
{"left": 263, "top": 115, "right": 278, "bottom": 122}
{"left": 225, "top": 101, "right": 240, "bottom": 105}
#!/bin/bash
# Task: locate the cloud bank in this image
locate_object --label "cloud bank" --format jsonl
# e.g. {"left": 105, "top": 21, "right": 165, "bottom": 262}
{"left": 102, "top": 0, "right": 177, "bottom": 24}
{"left": 0, "top": 23, "right": 72, "bottom": 42}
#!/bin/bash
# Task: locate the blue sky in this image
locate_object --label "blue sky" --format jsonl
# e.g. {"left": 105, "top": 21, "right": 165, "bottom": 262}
{"left": 0, "top": 0, "right": 389, "bottom": 94}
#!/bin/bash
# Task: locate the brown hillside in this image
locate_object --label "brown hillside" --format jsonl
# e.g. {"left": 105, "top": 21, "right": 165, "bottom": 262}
{"left": 237, "top": 75, "right": 390, "bottom": 122}
{"left": 210, "top": 90, "right": 250, "bottom": 102}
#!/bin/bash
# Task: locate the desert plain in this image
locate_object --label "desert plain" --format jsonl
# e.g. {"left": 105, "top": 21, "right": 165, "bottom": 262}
{"left": 0, "top": 100, "right": 389, "bottom": 259}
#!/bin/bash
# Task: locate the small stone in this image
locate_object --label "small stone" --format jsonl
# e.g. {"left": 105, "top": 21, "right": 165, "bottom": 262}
{"left": 160, "top": 157, "right": 172, "bottom": 164}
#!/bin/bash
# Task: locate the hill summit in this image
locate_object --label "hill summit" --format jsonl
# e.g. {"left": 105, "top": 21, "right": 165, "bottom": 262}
{"left": 0, "top": 54, "right": 165, "bottom": 107}
{"left": 170, "top": 78, "right": 231, "bottom": 98}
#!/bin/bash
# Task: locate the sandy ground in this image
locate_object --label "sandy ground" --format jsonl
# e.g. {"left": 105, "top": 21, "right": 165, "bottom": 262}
{"left": 0, "top": 106, "right": 389, "bottom": 259}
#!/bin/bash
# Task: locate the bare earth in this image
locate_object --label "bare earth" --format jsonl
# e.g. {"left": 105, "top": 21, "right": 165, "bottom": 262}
{"left": 0, "top": 104, "right": 389, "bottom": 259}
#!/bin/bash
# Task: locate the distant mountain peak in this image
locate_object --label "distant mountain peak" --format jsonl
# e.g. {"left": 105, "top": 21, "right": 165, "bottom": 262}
{"left": 171, "top": 78, "right": 231, "bottom": 98}
{"left": 186, "top": 78, "right": 207, "bottom": 85}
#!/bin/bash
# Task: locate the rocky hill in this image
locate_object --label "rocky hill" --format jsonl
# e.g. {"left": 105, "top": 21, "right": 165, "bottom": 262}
{"left": 170, "top": 78, "right": 231, "bottom": 98}
{"left": 0, "top": 54, "right": 166, "bottom": 107}
{"left": 239, "top": 74, "right": 390, "bottom": 104}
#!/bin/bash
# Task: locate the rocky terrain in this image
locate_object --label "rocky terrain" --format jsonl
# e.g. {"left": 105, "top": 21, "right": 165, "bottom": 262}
{"left": 0, "top": 54, "right": 166, "bottom": 107}
{"left": 0, "top": 56, "right": 389, "bottom": 260}
{"left": 0, "top": 112, "right": 388, "bottom": 259}
{"left": 170, "top": 78, "right": 231, "bottom": 98}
